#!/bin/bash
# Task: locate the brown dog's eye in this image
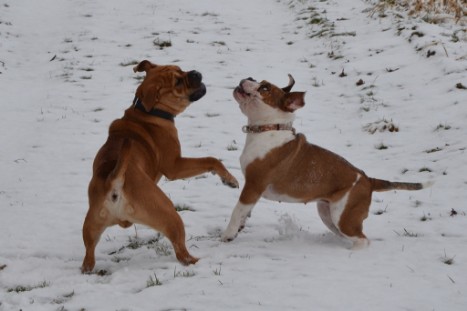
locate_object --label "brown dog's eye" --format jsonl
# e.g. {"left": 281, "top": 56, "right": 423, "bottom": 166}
{"left": 175, "top": 78, "right": 183, "bottom": 87}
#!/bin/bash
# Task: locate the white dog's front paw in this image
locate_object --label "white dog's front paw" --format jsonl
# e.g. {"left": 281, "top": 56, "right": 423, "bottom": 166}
{"left": 221, "top": 228, "right": 238, "bottom": 242}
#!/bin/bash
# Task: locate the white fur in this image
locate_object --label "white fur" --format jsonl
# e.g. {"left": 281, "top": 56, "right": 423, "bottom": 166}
{"left": 236, "top": 80, "right": 296, "bottom": 170}
{"left": 221, "top": 202, "right": 255, "bottom": 241}
{"left": 240, "top": 131, "right": 295, "bottom": 173}
{"left": 104, "top": 180, "right": 131, "bottom": 220}
{"left": 329, "top": 174, "right": 361, "bottom": 230}
{"left": 261, "top": 184, "right": 303, "bottom": 203}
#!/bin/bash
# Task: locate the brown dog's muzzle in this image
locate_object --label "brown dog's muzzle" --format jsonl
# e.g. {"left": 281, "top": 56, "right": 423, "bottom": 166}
{"left": 187, "top": 70, "right": 206, "bottom": 102}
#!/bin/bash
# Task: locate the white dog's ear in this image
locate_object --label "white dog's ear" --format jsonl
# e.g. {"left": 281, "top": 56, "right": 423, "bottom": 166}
{"left": 282, "top": 92, "right": 305, "bottom": 112}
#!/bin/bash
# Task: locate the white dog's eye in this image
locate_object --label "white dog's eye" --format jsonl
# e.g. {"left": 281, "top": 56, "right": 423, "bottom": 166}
{"left": 259, "top": 85, "right": 269, "bottom": 92}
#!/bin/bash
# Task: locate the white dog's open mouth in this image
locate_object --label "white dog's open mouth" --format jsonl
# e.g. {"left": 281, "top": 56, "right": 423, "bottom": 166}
{"left": 235, "top": 85, "right": 250, "bottom": 97}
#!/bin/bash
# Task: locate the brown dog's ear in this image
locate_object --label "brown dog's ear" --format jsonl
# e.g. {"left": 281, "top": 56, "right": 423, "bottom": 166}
{"left": 282, "top": 91, "right": 305, "bottom": 112}
{"left": 140, "top": 87, "right": 160, "bottom": 111}
{"left": 133, "top": 60, "right": 157, "bottom": 73}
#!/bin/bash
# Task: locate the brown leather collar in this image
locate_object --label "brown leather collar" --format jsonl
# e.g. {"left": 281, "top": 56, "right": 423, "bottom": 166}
{"left": 242, "top": 123, "right": 296, "bottom": 134}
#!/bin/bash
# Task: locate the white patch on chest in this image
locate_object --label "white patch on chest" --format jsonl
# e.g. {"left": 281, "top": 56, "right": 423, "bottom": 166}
{"left": 240, "top": 131, "right": 295, "bottom": 173}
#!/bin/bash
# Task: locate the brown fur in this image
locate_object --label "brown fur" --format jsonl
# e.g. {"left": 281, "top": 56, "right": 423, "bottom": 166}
{"left": 81, "top": 60, "right": 238, "bottom": 273}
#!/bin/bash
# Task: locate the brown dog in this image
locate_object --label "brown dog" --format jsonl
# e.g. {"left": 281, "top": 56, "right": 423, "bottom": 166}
{"left": 81, "top": 60, "right": 239, "bottom": 273}
{"left": 221, "top": 75, "right": 432, "bottom": 248}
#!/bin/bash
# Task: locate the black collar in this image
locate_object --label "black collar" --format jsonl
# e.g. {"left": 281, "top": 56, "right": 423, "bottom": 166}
{"left": 133, "top": 96, "right": 175, "bottom": 122}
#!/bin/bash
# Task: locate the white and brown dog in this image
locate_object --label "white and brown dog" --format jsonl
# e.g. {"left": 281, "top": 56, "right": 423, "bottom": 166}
{"left": 221, "top": 75, "right": 431, "bottom": 249}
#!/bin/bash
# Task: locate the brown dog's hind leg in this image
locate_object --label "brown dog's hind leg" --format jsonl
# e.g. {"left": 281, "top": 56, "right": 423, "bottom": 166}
{"left": 126, "top": 171, "right": 198, "bottom": 266}
{"left": 81, "top": 204, "right": 111, "bottom": 273}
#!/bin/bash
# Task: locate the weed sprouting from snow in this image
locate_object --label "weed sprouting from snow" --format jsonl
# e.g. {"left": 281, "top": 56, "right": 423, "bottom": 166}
{"left": 402, "top": 228, "right": 418, "bottom": 237}
{"left": 420, "top": 212, "right": 431, "bottom": 221}
{"left": 425, "top": 146, "right": 443, "bottom": 153}
{"left": 154, "top": 242, "right": 172, "bottom": 257}
{"left": 205, "top": 112, "right": 220, "bottom": 118}
{"left": 375, "top": 142, "right": 389, "bottom": 150}
{"left": 441, "top": 249, "right": 456, "bottom": 265}
{"left": 227, "top": 140, "right": 238, "bottom": 151}
{"left": 174, "top": 204, "right": 195, "bottom": 212}
{"left": 374, "top": 205, "right": 389, "bottom": 215}
{"left": 418, "top": 167, "right": 432, "bottom": 173}
{"left": 434, "top": 123, "right": 452, "bottom": 131}
{"left": 213, "top": 264, "right": 222, "bottom": 276}
{"left": 173, "top": 266, "right": 196, "bottom": 278}
{"left": 52, "top": 290, "right": 75, "bottom": 304}
{"left": 147, "top": 273, "right": 163, "bottom": 287}
{"left": 153, "top": 38, "right": 172, "bottom": 50}
{"left": 363, "top": 118, "right": 399, "bottom": 134}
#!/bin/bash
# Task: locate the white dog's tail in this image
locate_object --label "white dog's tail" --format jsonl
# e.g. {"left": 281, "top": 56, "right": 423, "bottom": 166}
{"left": 371, "top": 178, "right": 434, "bottom": 192}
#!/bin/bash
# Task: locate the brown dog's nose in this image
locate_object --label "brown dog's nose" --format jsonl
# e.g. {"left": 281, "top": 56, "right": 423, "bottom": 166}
{"left": 188, "top": 70, "right": 202, "bottom": 84}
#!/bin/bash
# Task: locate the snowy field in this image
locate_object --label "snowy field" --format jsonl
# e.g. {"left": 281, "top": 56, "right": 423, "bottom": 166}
{"left": 1, "top": 0, "right": 466, "bottom": 310}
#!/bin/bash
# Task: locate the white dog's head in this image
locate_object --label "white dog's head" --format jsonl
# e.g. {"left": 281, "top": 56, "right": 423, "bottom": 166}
{"left": 233, "top": 75, "right": 305, "bottom": 124}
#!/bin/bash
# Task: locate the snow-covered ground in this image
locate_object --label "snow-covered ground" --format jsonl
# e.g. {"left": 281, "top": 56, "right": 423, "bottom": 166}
{"left": 1, "top": 0, "right": 466, "bottom": 310}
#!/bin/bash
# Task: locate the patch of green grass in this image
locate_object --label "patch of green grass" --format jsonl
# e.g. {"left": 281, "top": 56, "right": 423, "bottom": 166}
{"left": 419, "top": 167, "right": 432, "bottom": 173}
{"left": 174, "top": 267, "right": 196, "bottom": 278}
{"left": 153, "top": 38, "right": 172, "bottom": 50}
{"left": 435, "top": 123, "right": 451, "bottom": 131}
{"left": 7, "top": 281, "right": 50, "bottom": 293}
{"left": 420, "top": 213, "right": 431, "bottom": 221}
{"left": 425, "top": 146, "right": 443, "bottom": 153}
{"left": 174, "top": 204, "right": 195, "bottom": 212}
{"left": 375, "top": 142, "right": 388, "bottom": 150}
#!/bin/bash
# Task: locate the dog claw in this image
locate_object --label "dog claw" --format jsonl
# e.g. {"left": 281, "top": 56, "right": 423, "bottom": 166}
{"left": 222, "top": 177, "right": 239, "bottom": 188}
{"left": 220, "top": 232, "right": 237, "bottom": 242}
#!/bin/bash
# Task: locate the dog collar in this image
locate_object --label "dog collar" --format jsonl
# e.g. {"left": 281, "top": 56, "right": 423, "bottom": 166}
{"left": 133, "top": 97, "right": 175, "bottom": 122}
{"left": 242, "top": 123, "right": 296, "bottom": 135}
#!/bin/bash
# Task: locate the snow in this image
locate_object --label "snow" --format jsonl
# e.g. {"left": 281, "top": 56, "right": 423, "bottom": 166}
{"left": 1, "top": 0, "right": 466, "bottom": 310}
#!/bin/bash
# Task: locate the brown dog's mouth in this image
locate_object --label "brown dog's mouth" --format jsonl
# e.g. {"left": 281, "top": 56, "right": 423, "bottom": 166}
{"left": 189, "top": 83, "right": 206, "bottom": 102}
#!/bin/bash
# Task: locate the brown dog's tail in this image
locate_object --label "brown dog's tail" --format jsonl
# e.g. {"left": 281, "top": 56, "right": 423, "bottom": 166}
{"left": 107, "top": 139, "right": 132, "bottom": 187}
{"left": 370, "top": 178, "right": 434, "bottom": 192}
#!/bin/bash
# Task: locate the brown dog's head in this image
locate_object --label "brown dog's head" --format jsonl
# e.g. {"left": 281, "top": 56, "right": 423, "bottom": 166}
{"left": 233, "top": 75, "right": 305, "bottom": 123}
{"left": 133, "top": 60, "right": 206, "bottom": 115}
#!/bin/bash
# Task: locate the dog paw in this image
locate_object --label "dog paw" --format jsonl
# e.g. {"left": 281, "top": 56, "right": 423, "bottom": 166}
{"left": 222, "top": 175, "right": 239, "bottom": 188}
{"left": 220, "top": 231, "right": 237, "bottom": 242}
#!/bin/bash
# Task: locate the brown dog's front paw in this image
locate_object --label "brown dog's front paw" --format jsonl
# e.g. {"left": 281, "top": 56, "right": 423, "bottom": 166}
{"left": 81, "top": 263, "right": 93, "bottom": 274}
{"left": 222, "top": 174, "right": 239, "bottom": 188}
